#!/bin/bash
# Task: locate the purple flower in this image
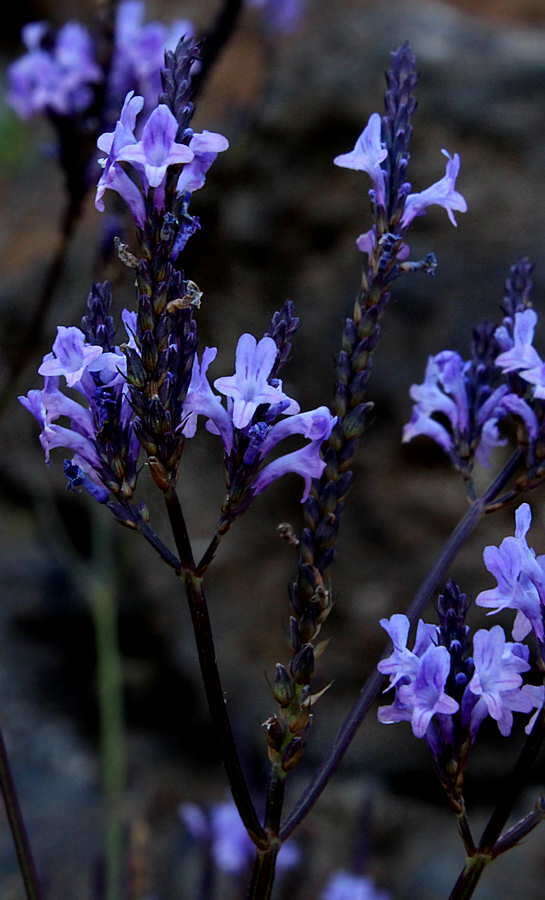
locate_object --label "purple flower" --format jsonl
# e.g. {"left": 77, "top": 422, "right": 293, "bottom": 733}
{"left": 96, "top": 91, "right": 147, "bottom": 224}
{"left": 182, "top": 347, "right": 234, "bottom": 453}
{"left": 116, "top": 104, "right": 193, "bottom": 188}
{"left": 333, "top": 113, "right": 387, "bottom": 207}
{"left": 21, "top": 313, "right": 140, "bottom": 499}
{"left": 476, "top": 503, "right": 545, "bottom": 642}
{"left": 180, "top": 801, "right": 299, "bottom": 874}
{"left": 378, "top": 643, "right": 458, "bottom": 738}
{"left": 252, "top": 413, "right": 336, "bottom": 502}
{"left": 176, "top": 130, "right": 230, "bottom": 194}
{"left": 377, "top": 614, "right": 438, "bottom": 688}
{"left": 466, "top": 625, "right": 536, "bottom": 737}
{"left": 7, "top": 21, "right": 101, "bottom": 119}
{"left": 402, "top": 350, "right": 510, "bottom": 466}
{"left": 401, "top": 150, "right": 467, "bottom": 229}
{"left": 214, "top": 333, "right": 299, "bottom": 430}
{"left": 321, "top": 871, "right": 390, "bottom": 900}
{"left": 183, "top": 338, "right": 335, "bottom": 501}
{"left": 38, "top": 327, "right": 103, "bottom": 388}
{"left": 495, "top": 309, "right": 542, "bottom": 375}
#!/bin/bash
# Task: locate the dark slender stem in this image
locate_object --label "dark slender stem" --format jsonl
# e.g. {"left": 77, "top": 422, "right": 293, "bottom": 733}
{"left": 182, "top": 570, "right": 267, "bottom": 847}
{"left": 247, "top": 847, "right": 279, "bottom": 900}
{"left": 0, "top": 729, "right": 42, "bottom": 900}
{"left": 134, "top": 519, "right": 181, "bottom": 572}
{"left": 457, "top": 812, "right": 475, "bottom": 855}
{"left": 164, "top": 488, "right": 195, "bottom": 569}
{"left": 449, "top": 855, "right": 489, "bottom": 900}
{"left": 265, "top": 767, "right": 286, "bottom": 833}
{"left": 247, "top": 767, "right": 285, "bottom": 898}
{"left": 192, "top": 0, "right": 244, "bottom": 101}
{"left": 279, "top": 451, "right": 523, "bottom": 841}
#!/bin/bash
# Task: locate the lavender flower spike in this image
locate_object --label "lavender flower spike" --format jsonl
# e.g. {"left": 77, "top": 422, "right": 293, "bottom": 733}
{"left": 333, "top": 113, "right": 387, "bottom": 207}
{"left": 401, "top": 150, "right": 467, "bottom": 228}
{"left": 476, "top": 502, "right": 545, "bottom": 642}
{"left": 214, "top": 333, "right": 299, "bottom": 429}
{"left": 116, "top": 104, "right": 193, "bottom": 188}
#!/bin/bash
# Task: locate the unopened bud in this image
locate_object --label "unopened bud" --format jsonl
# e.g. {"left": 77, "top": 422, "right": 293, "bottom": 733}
{"left": 290, "top": 643, "right": 315, "bottom": 685}
{"left": 272, "top": 664, "right": 294, "bottom": 708}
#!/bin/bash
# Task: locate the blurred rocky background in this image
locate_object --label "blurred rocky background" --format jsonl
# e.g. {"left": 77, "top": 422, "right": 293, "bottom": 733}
{"left": 1, "top": 0, "right": 545, "bottom": 897}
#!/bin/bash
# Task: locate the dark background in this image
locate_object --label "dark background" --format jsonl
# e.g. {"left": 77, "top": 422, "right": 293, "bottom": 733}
{"left": 2, "top": 0, "right": 545, "bottom": 897}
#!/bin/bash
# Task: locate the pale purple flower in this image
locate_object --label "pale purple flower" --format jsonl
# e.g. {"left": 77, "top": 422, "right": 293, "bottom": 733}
{"left": 377, "top": 615, "right": 438, "bottom": 688}
{"left": 495, "top": 310, "right": 542, "bottom": 375}
{"left": 403, "top": 351, "right": 509, "bottom": 465}
{"left": 180, "top": 801, "right": 299, "bottom": 873}
{"left": 333, "top": 113, "right": 387, "bottom": 207}
{"left": 321, "top": 871, "right": 390, "bottom": 900}
{"left": 176, "top": 130, "right": 230, "bottom": 194}
{"left": 467, "top": 625, "right": 535, "bottom": 737}
{"left": 214, "top": 334, "right": 299, "bottom": 430}
{"left": 401, "top": 150, "right": 467, "bottom": 229}
{"left": 258, "top": 406, "right": 336, "bottom": 457}
{"left": 96, "top": 91, "right": 147, "bottom": 225}
{"left": 38, "top": 327, "right": 103, "bottom": 388}
{"left": 116, "top": 104, "right": 194, "bottom": 189}
{"left": 378, "top": 643, "right": 458, "bottom": 738}
{"left": 182, "top": 347, "right": 234, "bottom": 453}
{"left": 252, "top": 413, "right": 336, "bottom": 502}
{"left": 476, "top": 503, "right": 545, "bottom": 642}
{"left": 7, "top": 21, "right": 101, "bottom": 119}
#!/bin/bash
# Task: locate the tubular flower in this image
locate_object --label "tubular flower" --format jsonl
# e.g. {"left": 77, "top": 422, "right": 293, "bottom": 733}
{"left": 401, "top": 150, "right": 467, "bottom": 228}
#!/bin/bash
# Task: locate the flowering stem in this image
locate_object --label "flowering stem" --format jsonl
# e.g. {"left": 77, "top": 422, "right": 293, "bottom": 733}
{"left": 163, "top": 488, "right": 267, "bottom": 846}
{"left": 0, "top": 729, "right": 42, "bottom": 900}
{"left": 279, "top": 450, "right": 524, "bottom": 840}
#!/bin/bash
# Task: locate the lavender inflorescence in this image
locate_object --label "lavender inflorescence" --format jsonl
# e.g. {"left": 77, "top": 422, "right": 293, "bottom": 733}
{"left": 268, "top": 40, "right": 466, "bottom": 774}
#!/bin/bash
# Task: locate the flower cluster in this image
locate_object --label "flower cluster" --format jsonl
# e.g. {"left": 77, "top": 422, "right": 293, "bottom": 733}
{"left": 476, "top": 502, "right": 545, "bottom": 645}
{"left": 19, "top": 284, "right": 139, "bottom": 509}
{"left": 7, "top": 0, "right": 193, "bottom": 121}
{"left": 95, "top": 89, "right": 228, "bottom": 229}
{"left": 334, "top": 117, "right": 467, "bottom": 252}
{"left": 183, "top": 333, "right": 336, "bottom": 504}
{"left": 7, "top": 22, "right": 101, "bottom": 119}
{"left": 403, "top": 258, "right": 545, "bottom": 475}
{"left": 377, "top": 544, "right": 544, "bottom": 748}
{"left": 180, "top": 800, "right": 299, "bottom": 873}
